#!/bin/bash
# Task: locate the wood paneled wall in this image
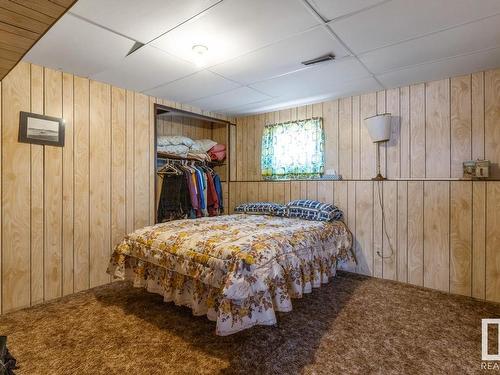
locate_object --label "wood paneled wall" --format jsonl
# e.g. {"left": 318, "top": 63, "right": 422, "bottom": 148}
{"left": 230, "top": 68, "right": 500, "bottom": 303}
{"left": 228, "top": 179, "right": 500, "bottom": 302}
{"left": 233, "top": 69, "right": 500, "bottom": 180}
{"left": 0, "top": 61, "right": 232, "bottom": 313}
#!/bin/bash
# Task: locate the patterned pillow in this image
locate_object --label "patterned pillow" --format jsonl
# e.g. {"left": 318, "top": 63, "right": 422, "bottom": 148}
{"left": 286, "top": 199, "right": 343, "bottom": 221}
{"left": 235, "top": 202, "right": 287, "bottom": 216}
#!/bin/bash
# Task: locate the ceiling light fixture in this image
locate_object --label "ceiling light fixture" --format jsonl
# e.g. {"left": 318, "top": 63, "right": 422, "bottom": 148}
{"left": 192, "top": 44, "right": 208, "bottom": 67}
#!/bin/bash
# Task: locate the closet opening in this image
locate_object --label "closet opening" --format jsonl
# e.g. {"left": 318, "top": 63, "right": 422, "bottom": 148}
{"left": 154, "top": 104, "right": 233, "bottom": 224}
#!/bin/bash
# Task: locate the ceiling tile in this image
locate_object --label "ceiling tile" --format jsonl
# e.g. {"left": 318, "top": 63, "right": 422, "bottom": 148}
{"left": 329, "top": 0, "right": 500, "bottom": 54}
{"left": 144, "top": 70, "right": 240, "bottom": 103}
{"left": 24, "top": 14, "right": 134, "bottom": 77}
{"left": 250, "top": 57, "right": 370, "bottom": 97}
{"left": 91, "top": 46, "right": 198, "bottom": 92}
{"left": 71, "top": 0, "right": 220, "bottom": 43}
{"left": 151, "top": 0, "right": 319, "bottom": 67}
{"left": 210, "top": 26, "right": 349, "bottom": 84}
{"left": 376, "top": 47, "right": 500, "bottom": 88}
{"left": 189, "top": 87, "right": 272, "bottom": 112}
{"left": 359, "top": 14, "right": 500, "bottom": 74}
{"left": 308, "top": 0, "right": 387, "bottom": 21}
{"left": 227, "top": 76, "right": 382, "bottom": 115}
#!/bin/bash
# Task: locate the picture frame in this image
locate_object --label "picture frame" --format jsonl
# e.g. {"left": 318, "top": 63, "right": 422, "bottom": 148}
{"left": 18, "top": 111, "right": 65, "bottom": 147}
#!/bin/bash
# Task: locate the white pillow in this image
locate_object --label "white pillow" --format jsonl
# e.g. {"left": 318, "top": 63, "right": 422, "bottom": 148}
{"left": 157, "top": 135, "right": 194, "bottom": 147}
{"left": 191, "top": 139, "right": 217, "bottom": 153}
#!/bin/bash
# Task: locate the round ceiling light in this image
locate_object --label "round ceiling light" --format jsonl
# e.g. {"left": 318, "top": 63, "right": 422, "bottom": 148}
{"left": 192, "top": 44, "right": 208, "bottom": 67}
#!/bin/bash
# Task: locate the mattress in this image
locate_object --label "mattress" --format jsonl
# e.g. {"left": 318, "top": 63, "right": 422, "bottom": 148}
{"left": 107, "top": 214, "right": 353, "bottom": 335}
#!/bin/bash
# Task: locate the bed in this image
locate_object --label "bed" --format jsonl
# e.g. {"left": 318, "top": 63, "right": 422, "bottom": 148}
{"left": 107, "top": 213, "right": 353, "bottom": 335}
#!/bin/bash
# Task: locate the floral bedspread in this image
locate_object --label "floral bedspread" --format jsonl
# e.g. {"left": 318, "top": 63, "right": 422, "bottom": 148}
{"left": 107, "top": 214, "right": 353, "bottom": 335}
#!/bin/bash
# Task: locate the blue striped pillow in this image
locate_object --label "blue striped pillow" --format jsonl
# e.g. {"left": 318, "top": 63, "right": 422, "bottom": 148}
{"left": 286, "top": 199, "right": 343, "bottom": 222}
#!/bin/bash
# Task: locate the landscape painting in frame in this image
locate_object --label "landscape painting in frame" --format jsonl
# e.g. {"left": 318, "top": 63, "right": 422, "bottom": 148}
{"left": 19, "top": 111, "right": 64, "bottom": 147}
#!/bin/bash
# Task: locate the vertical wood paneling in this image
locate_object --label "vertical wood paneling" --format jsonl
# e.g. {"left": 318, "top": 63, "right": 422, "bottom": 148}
{"left": 1, "top": 63, "right": 500, "bottom": 313}
{"left": 400, "top": 86, "right": 410, "bottom": 178}
{"left": 273, "top": 182, "right": 286, "bottom": 204}
{"left": 0, "top": 62, "right": 235, "bottom": 313}
{"left": 410, "top": 84, "right": 425, "bottom": 177}
{"left": 134, "top": 93, "right": 150, "bottom": 229}
{"left": 472, "top": 181, "right": 486, "bottom": 299}
{"left": 450, "top": 76, "right": 472, "bottom": 177}
{"left": 373, "top": 182, "right": 383, "bottom": 278}
{"left": 317, "top": 181, "right": 333, "bottom": 204}
{"left": 89, "top": 81, "right": 111, "bottom": 288}
{"left": 360, "top": 93, "right": 376, "bottom": 179}
{"left": 351, "top": 96, "right": 360, "bottom": 179}
{"left": 377, "top": 91, "right": 387, "bottom": 177}
{"left": 228, "top": 68, "right": 500, "bottom": 303}
{"left": 290, "top": 181, "right": 300, "bottom": 201}
{"left": 323, "top": 100, "right": 338, "bottom": 174}
{"left": 486, "top": 182, "right": 500, "bottom": 302}
{"left": 450, "top": 181, "right": 472, "bottom": 296}
{"left": 425, "top": 79, "right": 450, "bottom": 178}
{"left": 2, "top": 62, "right": 31, "bottom": 312}
{"left": 386, "top": 88, "right": 400, "bottom": 178}
{"left": 471, "top": 72, "right": 485, "bottom": 160}
{"left": 30, "top": 64, "right": 44, "bottom": 305}
{"left": 407, "top": 181, "right": 424, "bottom": 286}
{"left": 355, "top": 181, "right": 373, "bottom": 275}
{"left": 43, "top": 67, "right": 63, "bottom": 301}
{"left": 247, "top": 181, "right": 258, "bottom": 202}
{"left": 149, "top": 97, "right": 155, "bottom": 225}
{"left": 111, "top": 87, "right": 126, "bottom": 253}
{"left": 73, "top": 76, "right": 90, "bottom": 292}
{"left": 346, "top": 181, "right": 356, "bottom": 271}
{"left": 338, "top": 97, "right": 352, "bottom": 178}
{"left": 125, "top": 91, "right": 134, "bottom": 233}
{"left": 62, "top": 72, "right": 74, "bottom": 296}
{"left": 485, "top": 69, "right": 500, "bottom": 178}
{"left": 397, "top": 181, "right": 408, "bottom": 283}
{"left": 306, "top": 181, "right": 317, "bottom": 201}
{"left": 423, "top": 181, "right": 449, "bottom": 292}
{"left": 382, "top": 181, "right": 397, "bottom": 280}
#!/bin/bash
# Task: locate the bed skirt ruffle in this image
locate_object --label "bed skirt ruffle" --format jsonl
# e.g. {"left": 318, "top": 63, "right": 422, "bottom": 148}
{"left": 108, "top": 251, "right": 339, "bottom": 336}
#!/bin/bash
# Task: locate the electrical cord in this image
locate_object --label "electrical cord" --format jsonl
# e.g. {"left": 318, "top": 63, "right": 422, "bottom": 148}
{"left": 376, "top": 180, "right": 395, "bottom": 259}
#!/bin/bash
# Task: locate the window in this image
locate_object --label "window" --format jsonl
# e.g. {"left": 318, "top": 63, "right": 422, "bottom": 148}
{"left": 261, "top": 117, "right": 324, "bottom": 180}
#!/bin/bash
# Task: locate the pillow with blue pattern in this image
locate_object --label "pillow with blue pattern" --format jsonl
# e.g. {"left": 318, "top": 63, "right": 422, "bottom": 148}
{"left": 235, "top": 202, "right": 287, "bottom": 216}
{"left": 286, "top": 199, "right": 343, "bottom": 222}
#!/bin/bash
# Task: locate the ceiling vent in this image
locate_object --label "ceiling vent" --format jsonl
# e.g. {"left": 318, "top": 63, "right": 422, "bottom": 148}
{"left": 301, "top": 54, "right": 335, "bottom": 66}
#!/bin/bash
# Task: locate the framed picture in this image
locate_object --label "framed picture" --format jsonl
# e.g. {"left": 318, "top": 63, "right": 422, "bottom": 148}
{"left": 18, "top": 111, "right": 64, "bottom": 147}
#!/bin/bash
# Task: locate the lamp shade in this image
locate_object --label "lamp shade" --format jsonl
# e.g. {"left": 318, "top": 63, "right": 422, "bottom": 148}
{"left": 364, "top": 114, "right": 392, "bottom": 143}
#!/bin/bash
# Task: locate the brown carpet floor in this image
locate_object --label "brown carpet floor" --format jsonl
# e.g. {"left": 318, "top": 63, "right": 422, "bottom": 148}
{"left": 0, "top": 272, "right": 497, "bottom": 375}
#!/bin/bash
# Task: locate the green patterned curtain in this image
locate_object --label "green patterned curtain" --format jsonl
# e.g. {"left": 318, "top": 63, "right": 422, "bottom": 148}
{"left": 261, "top": 117, "right": 324, "bottom": 180}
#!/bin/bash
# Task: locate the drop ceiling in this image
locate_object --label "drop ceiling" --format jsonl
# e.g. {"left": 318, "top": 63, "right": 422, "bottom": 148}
{"left": 24, "top": 0, "right": 500, "bottom": 115}
{"left": 0, "top": 0, "right": 77, "bottom": 80}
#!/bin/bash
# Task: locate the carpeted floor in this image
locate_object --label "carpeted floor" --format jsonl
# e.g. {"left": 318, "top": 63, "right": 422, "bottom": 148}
{"left": 0, "top": 272, "right": 497, "bottom": 374}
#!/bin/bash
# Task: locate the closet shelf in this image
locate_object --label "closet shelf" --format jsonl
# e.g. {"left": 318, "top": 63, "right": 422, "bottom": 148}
{"left": 157, "top": 151, "right": 226, "bottom": 166}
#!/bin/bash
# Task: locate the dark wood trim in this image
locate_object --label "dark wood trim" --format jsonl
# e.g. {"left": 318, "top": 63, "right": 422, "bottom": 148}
{"left": 155, "top": 103, "right": 233, "bottom": 126}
